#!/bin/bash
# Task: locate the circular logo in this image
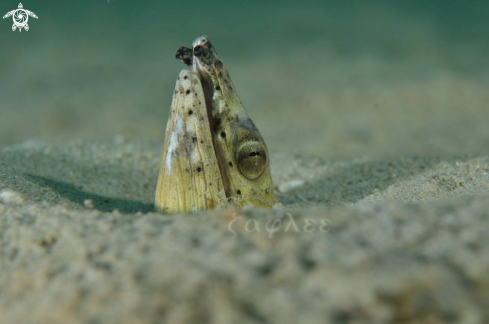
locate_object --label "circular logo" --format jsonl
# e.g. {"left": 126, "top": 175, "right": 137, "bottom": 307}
{"left": 13, "top": 9, "right": 28, "bottom": 27}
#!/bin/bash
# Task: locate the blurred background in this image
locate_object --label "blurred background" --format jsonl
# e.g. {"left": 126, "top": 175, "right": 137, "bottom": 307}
{"left": 0, "top": 0, "right": 488, "bottom": 158}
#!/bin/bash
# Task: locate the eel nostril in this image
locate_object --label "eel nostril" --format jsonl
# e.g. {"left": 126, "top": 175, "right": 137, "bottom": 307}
{"left": 193, "top": 45, "right": 204, "bottom": 57}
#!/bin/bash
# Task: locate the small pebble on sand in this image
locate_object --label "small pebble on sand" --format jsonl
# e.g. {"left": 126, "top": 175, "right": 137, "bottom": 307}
{"left": 83, "top": 199, "right": 94, "bottom": 209}
{"left": 278, "top": 180, "right": 306, "bottom": 194}
{"left": 0, "top": 190, "right": 24, "bottom": 204}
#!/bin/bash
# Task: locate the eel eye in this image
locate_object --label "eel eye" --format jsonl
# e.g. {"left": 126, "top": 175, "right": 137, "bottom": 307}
{"left": 236, "top": 142, "right": 268, "bottom": 180}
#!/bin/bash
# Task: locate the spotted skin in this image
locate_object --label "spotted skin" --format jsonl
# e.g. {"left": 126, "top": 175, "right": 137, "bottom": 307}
{"left": 191, "top": 36, "right": 275, "bottom": 208}
{"left": 155, "top": 69, "right": 226, "bottom": 213}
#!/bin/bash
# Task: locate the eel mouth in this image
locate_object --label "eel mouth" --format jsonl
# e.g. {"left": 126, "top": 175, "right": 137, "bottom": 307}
{"left": 175, "top": 43, "right": 215, "bottom": 116}
{"left": 175, "top": 37, "right": 235, "bottom": 200}
{"left": 190, "top": 45, "right": 215, "bottom": 122}
{"left": 175, "top": 38, "right": 220, "bottom": 168}
{"left": 175, "top": 36, "right": 216, "bottom": 108}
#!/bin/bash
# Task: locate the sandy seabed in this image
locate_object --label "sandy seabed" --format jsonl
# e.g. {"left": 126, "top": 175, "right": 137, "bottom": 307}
{"left": 1, "top": 1, "right": 489, "bottom": 323}
{"left": 1, "top": 139, "right": 489, "bottom": 323}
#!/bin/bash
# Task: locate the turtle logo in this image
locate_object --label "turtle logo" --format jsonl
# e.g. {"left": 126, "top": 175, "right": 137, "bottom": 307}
{"left": 3, "top": 3, "right": 38, "bottom": 32}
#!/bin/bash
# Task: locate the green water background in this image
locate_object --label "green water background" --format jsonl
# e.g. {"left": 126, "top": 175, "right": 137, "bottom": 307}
{"left": 0, "top": 0, "right": 488, "bottom": 158}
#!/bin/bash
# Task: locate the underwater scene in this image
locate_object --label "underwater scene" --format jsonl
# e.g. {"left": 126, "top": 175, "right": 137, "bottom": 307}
{"left": 1, "top": 0, "right": 489, "bottom": 322}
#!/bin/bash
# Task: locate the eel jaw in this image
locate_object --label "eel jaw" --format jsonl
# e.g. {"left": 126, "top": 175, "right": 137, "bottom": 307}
{"left": 190, "top": 37, "right": 220, "bottom": 132}
{"left": 191, "top": 35, "right": 221, "bottom": 86}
